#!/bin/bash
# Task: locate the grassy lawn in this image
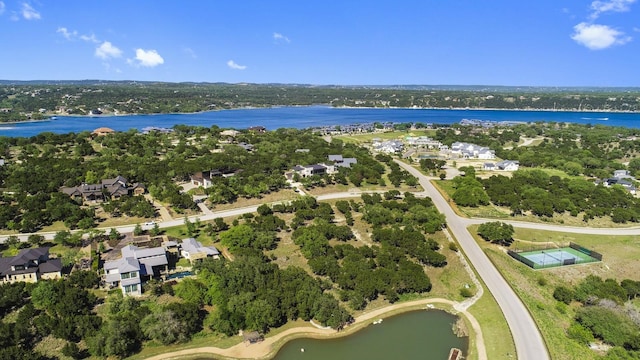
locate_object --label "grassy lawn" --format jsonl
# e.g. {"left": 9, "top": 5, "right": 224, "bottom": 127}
{"left": 334, "top": 131, "right": 404, "bottom": 144}
{"left": 467, "top": 286, "right": 516, "bottom": 360}
{"left": 210, "top": 188, "right": 300, "bottom": 211}
{"left": 467, "top": 225, "right": 640, "bottom": 360}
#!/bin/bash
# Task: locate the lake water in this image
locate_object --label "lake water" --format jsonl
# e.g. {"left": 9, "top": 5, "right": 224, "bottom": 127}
{"left": 1, "top": 106, "right": 639, "bottom": 137}
{"left": 274, "top": 310, "right": 467, "bottom": 360}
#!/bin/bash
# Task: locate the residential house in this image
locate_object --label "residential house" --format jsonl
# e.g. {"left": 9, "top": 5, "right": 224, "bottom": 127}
{"left": 613, "top": 170, "right": 633, "bottom": 179}
{"left": 483, "top": 162, "right": 497, "bottom": 171}
{"left": 600, "top": 178, "right": 637, "bottom": 195}
{"left": 372, "top": 140, "right": 404, "bottom": 153}
{"left": 180, "top": 238, "right": 220, "bottom": 263}
{"left": 290, "top": 164, "right": 335, "bottom": 178}
{"left": 190, "top": 169, "right": 223, "bottom": 188}
{"left": 92, "top": 127, "right": 115, "bottom": 136}
{"left": 103, "top": 244, "right": 168, "bottom": 296}
{"left": 328, "top": 154, "right": 357, "bottom": 168}
{"left": 61, "top": 175, "right": 145, "bottom": 203}
{"left": 496, "top": 160, "right": 520, "bottom": 171}
{"left": 405, "top": 136, "right": 442, "bottom": 149}
{"left": 248, "top": 126, "right": 266, "bottom": 133}
{"left": 220, "top": 129, "right": 240, "bottom": 137}
{"left": 141, "top": 126, "right": 174, "bottom": 134}
{"left": 0, "top": 247, "right": 62, "bottom": 284}
{"left": 450, "top": 142, "right": 495, "bottom": 159}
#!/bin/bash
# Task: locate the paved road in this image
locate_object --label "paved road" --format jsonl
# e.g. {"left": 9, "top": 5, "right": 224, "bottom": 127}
{"left": 395, "top": 160, "right": 550, "bottom": 360}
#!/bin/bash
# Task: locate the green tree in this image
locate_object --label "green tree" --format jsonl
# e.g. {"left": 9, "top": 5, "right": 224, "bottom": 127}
{"left": 141, "top": 310, "right": 188, "bottom": 344}
{"left": 477, "top": 221, "right": 514, "bottom": 246}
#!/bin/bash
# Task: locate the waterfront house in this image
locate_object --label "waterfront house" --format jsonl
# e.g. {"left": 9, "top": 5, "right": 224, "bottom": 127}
{"left": 0, "top": 247, "right": 62, "bottom": 284}
{"left": 91, "top": 127, "right": 115, "bottom": 136}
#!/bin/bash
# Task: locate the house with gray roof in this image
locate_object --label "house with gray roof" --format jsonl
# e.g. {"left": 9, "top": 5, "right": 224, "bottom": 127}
{"left": 328, "top": 155, "right": 357, "bottom": 168}
{"left": 103, "top": 244, "right": 168, "bottom": 296}
{"left": 180, "top": 238, "right": 220, "bottom": 263}
{"left": 497, "top": 160, "right": 520, "bottom": 171}
{"left": 0, "top": 247, "right": 62, "bottom": 284}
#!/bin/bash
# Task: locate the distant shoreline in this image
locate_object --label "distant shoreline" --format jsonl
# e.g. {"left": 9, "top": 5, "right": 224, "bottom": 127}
{"left": 0, "top": 105, "right": 636, "bottom": 125}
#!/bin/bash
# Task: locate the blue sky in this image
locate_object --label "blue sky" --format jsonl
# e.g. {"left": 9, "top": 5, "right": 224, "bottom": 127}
{"left": 0, "top": 0, "right": 638, "bottom": 86}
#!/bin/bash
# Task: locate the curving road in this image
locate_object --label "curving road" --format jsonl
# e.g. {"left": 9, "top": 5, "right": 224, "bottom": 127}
{"left": 395, "top": 160, "right": 550, "bottom": 360}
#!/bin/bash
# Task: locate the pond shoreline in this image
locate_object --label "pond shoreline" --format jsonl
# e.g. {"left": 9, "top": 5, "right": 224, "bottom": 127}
{"left": 140, "top": 298, "right": 485, "bottom": 360}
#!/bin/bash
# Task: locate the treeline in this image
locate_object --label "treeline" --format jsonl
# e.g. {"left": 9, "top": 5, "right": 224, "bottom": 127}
{"left": 552, "top": 275, "right": 640, "bottom": 359}
{"left": 437, "top": 123, "right": 640, "bottom": 179}
{"left": 2, "top": 83, "right": 640, "bottom": 122}
{"left": 449, "top": 168, "right": 640, "bottom": 223}
{"left": 0, "top": 127, "right": 385, "bottom": 232}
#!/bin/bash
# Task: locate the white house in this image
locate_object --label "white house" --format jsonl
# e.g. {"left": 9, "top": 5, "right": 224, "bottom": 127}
{"left": 103, "top": 244, "right": 168, "bottom": 296}
{"left": 497, "top": 160, "right": 520, "bottom": 171}
{"left": 613, "top": 170, "right": 633, "bottom": 179}
{"left": 291, "top": 164, "right": 336, "bottom": 178}
{"left": 450, "top": 142, "right": 495, "bottom": 159}
{"left": 181, "top": 238, "right": 220, "bottom": 263}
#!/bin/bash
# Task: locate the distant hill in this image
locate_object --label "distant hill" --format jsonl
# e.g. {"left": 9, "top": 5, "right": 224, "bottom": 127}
{"left": 1, "top": 80, "right": 638, "bottom": 93}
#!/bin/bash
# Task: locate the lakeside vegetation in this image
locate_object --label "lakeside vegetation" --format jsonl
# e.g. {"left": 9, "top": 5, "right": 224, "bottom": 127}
{"left": 1, "top": 82, "right": 640, "bottom": 122}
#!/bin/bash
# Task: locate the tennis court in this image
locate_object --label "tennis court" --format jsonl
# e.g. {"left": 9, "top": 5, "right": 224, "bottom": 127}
{"left": 508, "top": 243, "right": 602, "bottom": 269}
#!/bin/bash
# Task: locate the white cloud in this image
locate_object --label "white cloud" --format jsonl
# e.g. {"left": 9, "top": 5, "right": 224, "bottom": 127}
{"left": 80, "top": 34, "right": 99, "bottom": 43}
{"left": 95, "top": 41, "right": 123, "bottom": 59}
{"left": 634, "top": 27, "right": 640, "bottom": 32}
{"left": 21, "top": 3, "right": 40, "bottom": 20}
{"left": 571, "top": 22, "right": 631, "bottom": 49}
{"left": 57, "top": 27, "right": 77, "bottom": 40}
{"left": 57, "top": 27, "right": 100, "bottom": 43}
{"left": 589, "top": 0, "right": 636, "bottom": 19}
{"left": 273, "top": 32, "right": 291, "bottom": 43}
{"left": 132, "top": 49, "right": 164, "bottom": 67}
{"left": 0, "top": 2, "right": 5, "bottom": 15}
{"left": 227, "top": 60, "right": 247, "bottom": 70}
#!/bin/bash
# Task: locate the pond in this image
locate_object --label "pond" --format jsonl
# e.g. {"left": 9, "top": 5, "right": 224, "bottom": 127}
{"left": 274, "top": 309, "right": 468, "bottom": 360}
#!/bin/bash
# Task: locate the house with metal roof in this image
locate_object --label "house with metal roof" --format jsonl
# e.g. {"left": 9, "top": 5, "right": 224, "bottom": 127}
{"left": 180, "top": 238, "right": 220, "bottom": 263}
{"left": 103, "top": 244, "right": 168, "bottom": 296}
{"left": 0, "top": 247, "right": 62, "bottom": 284}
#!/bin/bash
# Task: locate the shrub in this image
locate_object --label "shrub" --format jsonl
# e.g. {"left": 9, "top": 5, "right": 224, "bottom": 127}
{"left": 460, "top": 287, "right": 474, "bottom": 298}
{"left": 553, "top": 286, "right": 575, "bottom": 305}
